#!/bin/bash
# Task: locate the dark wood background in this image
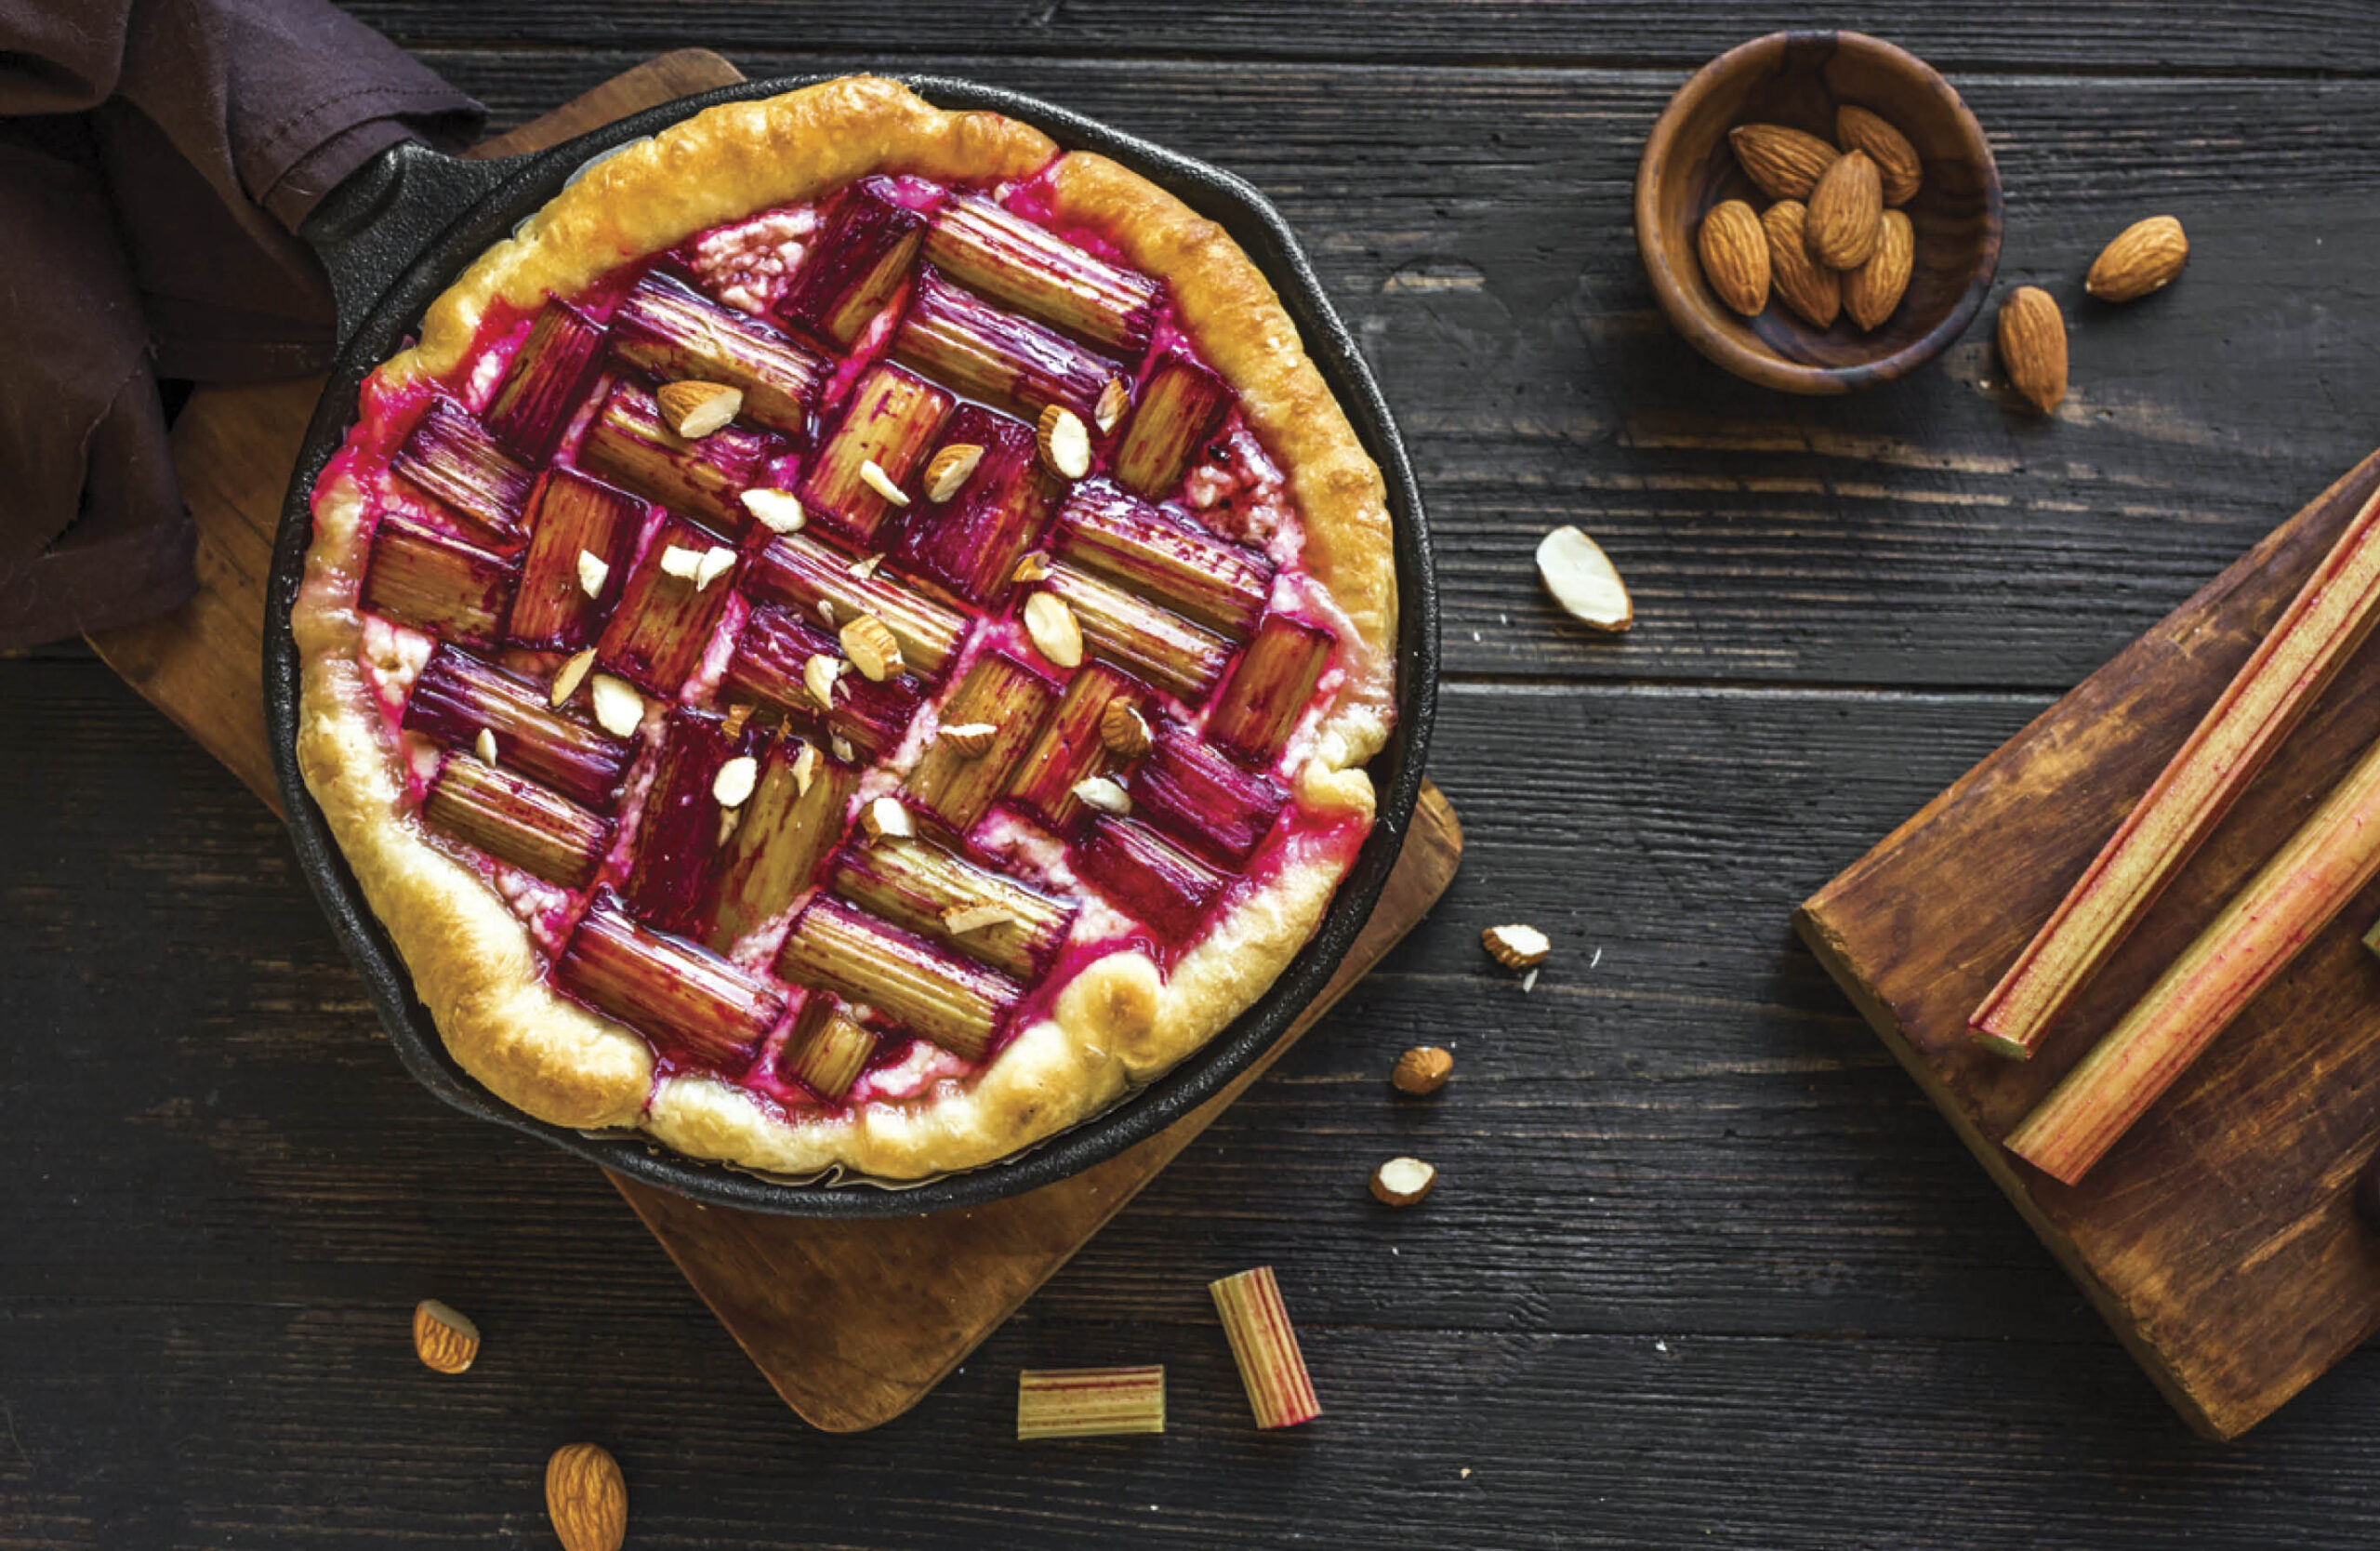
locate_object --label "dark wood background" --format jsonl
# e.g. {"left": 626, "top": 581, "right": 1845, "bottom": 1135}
{"left": 10, "top": 5, "right": 2380, "bottom": 1545}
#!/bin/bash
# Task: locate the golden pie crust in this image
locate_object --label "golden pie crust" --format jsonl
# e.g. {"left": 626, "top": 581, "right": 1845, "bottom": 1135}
{"left": 292, "top": 75, "right": 1397, "bottom": 1182}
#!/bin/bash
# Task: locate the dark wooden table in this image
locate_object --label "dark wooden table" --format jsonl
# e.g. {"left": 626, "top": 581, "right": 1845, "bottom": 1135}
{"left": 10, "top": 6, "right": 2380, "bottom": 1545}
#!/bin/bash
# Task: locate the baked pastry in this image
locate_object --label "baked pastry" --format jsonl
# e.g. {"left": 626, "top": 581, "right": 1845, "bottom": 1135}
{"left": 291, "top": 75, "right": 1397, "bottom": 1181}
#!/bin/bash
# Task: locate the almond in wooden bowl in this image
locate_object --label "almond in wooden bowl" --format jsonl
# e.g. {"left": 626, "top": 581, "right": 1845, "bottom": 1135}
{"left": 1635, "top": 31, "right": 2003, "bottom": 394}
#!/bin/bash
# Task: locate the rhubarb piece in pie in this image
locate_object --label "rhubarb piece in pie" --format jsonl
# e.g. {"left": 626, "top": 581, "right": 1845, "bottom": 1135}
{"left": 390, "top": 395, "right": 535, "bottom": 549}
{"left": 559, "top": 895, "right": 786, "bottom": 1069}
{"left": 579, "top": 378, "right": 773, "bottom": 535}
{"left": 774, "top": 896, "right": 1020, "bottom": 1062}
{"left": 889, "top": 404, "right": 1053, "bottom": 605}
{"left": 799, "top": 363, "right": 953, "bottom": 545}
{"left": 1129, "top": 722, "right": 1289, "bottom": 868}
{"left": 1113, "top": 350, "right": 1234, "bottom": 500}
{"left": 775, "top": 176, "right": 925, "bottom": 350}
{"left": 720, "top": 604, "right": 926, "bottom": 761}
{"left": 594, "top": 515, "right": 741, "bottom": 696}
{"left": 1205, "top": 613, "right": 1336, "bottom": 763}
{"left": 403, "top": 645, "right": 634, "bottom": 811}
{"left": 1006, "top": 660, "right": 1143, "bottom": 828}
{"left": 620, "top": 708, "right": 766, "bottom": 935}
{"left": 776, "top": 992, "right": 878, "bottom": 1100}
{"left": 892, "top": 266, "right": 1119, "bottom": 421}
{"left": 1038, "top": 559, "right": 1235, "bottom": 701}
{"left": 484, "top": 299, "right": 607, "bottom": 463}
{"left": 1072, "top": 814, "right": 1229, "bottom": 943}
{"left": 608, "top": 268, "right": 826, "bottom": 440}
{"left": 924, "top": 192, "right": 1160, "bottom": 354}
{"left": 361, "top": 516, "right": 519, "bottom": 644}
{"left": 703, "top": 732, "right": 856, "bottom": 951}
{"left": 902, "top": 649, "right": 1058, "bottom": 833}
{"left": 1050, "top": 476, "right": 1275, "bottom": 639}
{"left": 744, "top": 530, "right": 968, "bottom": 681}
{"left": 421, "top": 753, "right": 613, "bottom": 890}
{"left": 506, "top": 468, "right": 645, "bottom": 651}
{"left": 830, "top": 834, "right": 1076, "bottom": 978}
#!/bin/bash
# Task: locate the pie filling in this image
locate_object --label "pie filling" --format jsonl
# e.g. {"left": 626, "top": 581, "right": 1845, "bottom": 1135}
{"left": 319, "top": 162, "right": 1374, "bottom": 1125}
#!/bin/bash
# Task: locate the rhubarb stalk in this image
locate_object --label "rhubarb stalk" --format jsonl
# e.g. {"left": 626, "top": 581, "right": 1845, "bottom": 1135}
{"left": 421, "top": 754, "right": 613, "bottom": 889}
{"left": 776, "top": 993, "right": 877, "bottom": 1100}
{"left": 704, "top": 732, "right": 856, "bottom": 951}
{"left": 1015, "top": 1367, "right": 1167, "bottom": 1440}
{"left": 557, "top": 894, "right": 787, "bottom": 1069}
{"left": 1972, "top": 485, "right": 2380, "bottom": 1059}
{"left": 608, "top": 268, "right": 826, "bottom": 439}
{"left": 361, "top": 517, "right": 519, "bottom": 644}
{"left": 922, "top": 193, "right": 1160, "bottom": 355}
{"left": 1130, "top": 722, "right": 1287, "bottom": 867}
{"left": 390, "top": 395, "right": 535, "bottom": 548}
{"left": 1071, "top": 814, "right": 1227, "bottom": 942}
{"left": 1041, "top": 559, "right": 1235, "bottom": 701}
{"left": 774, "top": 897, "right": 1021, "bottom": 1062}
{"left": 1209, "top": 1267, "right": 1320, "bottom": 1429}
{"left": 579, "top": 378, "right": 773, "bottom": 535}
{"left": 799, "top": 363, "right": 953, "bottom": 545}
{"left": 594, "top": 516, "right": 741, "bottom": 696}
{"left": 620, "top": 708, "right": 762, "bottom": 935}
{"left": 890, "top": 404, "right": 1054, "bottom": 605}
{"left": 1112, "top": 351, "right": 1234, "bottom": 501}
{"left": 902, "top": 650, "right": 1058, "bottom": 833}
{"left": 506, "top": 468, "right": 645, "bottom": 650}
{"left": 744, "top": 532, "right": 969, "bottom": 681}
{"left": 892, "top": 267, "right": 1119, "bottom": 421}
{"left": 721, "top": 605, "right": 925, "bottom": 761}
{"left": 1006, "top": 661, "right": 1142, "bottom": 828}
{"left": 776, "top": 177, "right": 926, "bottom": 350}
{"left": 830, "top": 836, "right": 1075, "bottom": 978}
{"left": 1050, "top": 477, "right": 1275, "bottom": 639}
{"left": 1205, "top": 612, "right": 1335, "bottom": 763}
{"left": 404, "top": 645, "right": 633, "bottom": 810}
{"left": 2005, "top": 727, "right": 2380, "bottom": 1185}
{"left": 484, "top": 299, "right": 606, "bottom": 462}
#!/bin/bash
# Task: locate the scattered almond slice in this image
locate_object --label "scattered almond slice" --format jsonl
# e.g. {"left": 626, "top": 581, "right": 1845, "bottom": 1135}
{"left": 1369, "top": 1156, "right": 1437, "bottom": 1207}
{"left": 1073, "top": 775, "right": 1132, "bottom": 815}
{"left": 575, "top": 549, "right": 610, "bottom": 599}
{"left": 940, "top": 721, "right": 998, "bottom": 757}
{"left": 1025, "top": 590, "right": 1084, "bottom": 669}
{"left": 474, "top": 727, "right": 498, "bottom": 765}
{"left": 860, "top": 795, "right": 914, "bottom": 841}
{"left": 803, "top": 653, "right": 843, "bottom": 709}
{"left": 549, "top": 647, "right": 596, "bottom": 708}
{"left": 694, "top": 544, "right": 737, "bottom": 591}
{"left": 1210, "top": 1267, "right": 1321, "bottom": 1429}
{"left": 830, "top": 734, "right": 856, "bottom": 762}
{"left": 1483, "top": 922, "right": 1551, "bottom": 971}
{"left": 712, "top": 755, "right": 759, "bottom": 808}
{"left": 588, "top": 673, "right": 644, "bottom": 737}
{"left": 721, "top": 702, "right": 755, "bottom": 737}
{"left": 1037, "top": 404, "right": 1092, "bottom": 479}
{"left": 1094, "top": 377, "right": 1130, "bottom": 434}
{"left": 1099, "top": 698, "right": 1152, "bottom": 757}
{"left": 922, "top": 442, "right": 984, "bottom": 502}
{"left": 943, "top": 902, "right": 1019, "bottom": 935}
{"left": 739, "top": 487, "right": 806, "bottom": 534}
{"left": 859, "top": 457, "right": 911, "bottom": 508}
{"left": 658, "top": 544, "right": 703, "bottom": 582}
{"left": 1012, "top": 551, "right": 1050, "bottom": 584}
{"left": 656, "top": 378, "right": 741, "bottom": 438}
{"left": 716, "top": 807, "right": 742, "bottom": 847}
{"left": 411, "top": 1299, "right": 479, "bottom": 1374}
{"left": 791, "top": 740, "right": 820, "bottom": 797}
{"left": 844, "top": 553, "right": 883, "bottom": 581}
{"left": 840, "top": 614, "right": 904, "bottom": 682}
{"left": 1536, "top": 525, "right": 1633, "bottom": 631}
{"left": 817, "top": 598, "right": 838, "bottom": 627}
{"left": 1017, "top": 1366, "right": 1166, "bottom": 1440}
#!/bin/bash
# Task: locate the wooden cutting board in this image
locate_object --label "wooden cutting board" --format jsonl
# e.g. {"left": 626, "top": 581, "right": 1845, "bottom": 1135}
{"left": 1797, "top": 448, "right": 2380, "bottom": 1441}
{"left": 88, "top": 50, "right": 1463, "bottom": 1433}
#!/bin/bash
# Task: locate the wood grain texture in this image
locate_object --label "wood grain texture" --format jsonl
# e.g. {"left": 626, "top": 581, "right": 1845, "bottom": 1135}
{"left": 1799, "top": 449, "right": 2380, "bottom": 1439}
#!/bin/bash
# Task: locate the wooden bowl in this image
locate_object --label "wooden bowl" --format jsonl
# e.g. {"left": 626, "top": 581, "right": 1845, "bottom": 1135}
{"left": 1634, "top": 31, "right": 2003, "bottom": 394}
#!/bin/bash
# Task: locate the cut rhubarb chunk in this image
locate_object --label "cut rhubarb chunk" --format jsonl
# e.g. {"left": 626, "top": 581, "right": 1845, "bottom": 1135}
{"left": 703, "top": 733, "right": 857, "bottom": 951}
{"left": 774, "top": 897, "right": 1021, "bottom": 1062}
{"left": 593, "top": 515, "right": 741, "bottom": 696}
{"left": 1050, "top": 476, "right": 1275, "bottom": 639}
{"left": 608, "top": 268, "right": 826, "bottom": 440}
{"left": 776, "top": 992, "right": 877, "bottom": 1101}
{"left": 506, "top": 468, "right": 645, "bottom": 650}
{"left": 1130, "top": 722, "right": 1288, "bottom": 867}
{"left": 1210, "top": 1267, "right": 1321, "bottom": 1429}
{"left": 830, "top": 835, "right": 1076, "bottom": 978}
{"left": 922, "top": 192, "right": 1159, "bottom": 355}
{"left": 1006, "top": 661, "right": 1142, "bottom": 829}
{"left": 1015, "top": 1366, "right": 1168, "bottom": 1440}
{"left": 1113, "top": 351, "right": 1234, "bottom": 500}
{"left": 744, "top": 531, "right": 969, "bottom": 680}
{"left": 579, "top": 378, "right": 773, "bottom": 534}
{"left": 1205, "top": 612, "right": 1336, "bottom": 763}
{"left": 799, "top": 363, "right": 953, "bottom": 545}
{"left": 720, "top": 604, "right": 926, "bottom": 762}
{"left": 890, "top": 404, "right": 1053, "bottom": 606}
{"left": 483, "top": 299, "right": 606, "bottom": 462}
{"left": 1041, "top": 559, "right": 1235, "bottom": 701}
{"left": 361, "top": 516, "right": 519, "bottom": 644}
{"left": 404, "top": 644, "right": 634, "bottom": 810}
{"left": 776, "top": 177, "right": 926, "bottom": 350}
{"left": 557, "top": 894, "right": 786, "bottom": 1069}
{"left": 421, "top": 753, "right": 613, "bottom": 889}
{"left": 390, "top": 395, "right": 535, "bottom": 548}
{"left": 620, "top": 708, "right": 763, "bottom": 935}
{"left": 1072, "top": 814, "right": 1228, "bottom": 942}
{"left": 891, "top": 267, "right": 1119, "bottom": 421}
{"left": 902, "top": 650, "right": 1058, "bottom": 834}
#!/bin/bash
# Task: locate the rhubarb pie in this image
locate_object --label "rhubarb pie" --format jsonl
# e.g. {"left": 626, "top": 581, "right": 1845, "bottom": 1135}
{"left": 291, "top": 76, "right": 1397, "bottom": 1180}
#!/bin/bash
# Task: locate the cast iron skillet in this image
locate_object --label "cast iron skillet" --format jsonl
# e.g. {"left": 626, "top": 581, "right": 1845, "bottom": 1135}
{"left": 264, "top": 75, "right": 1438, "bottom": 1217}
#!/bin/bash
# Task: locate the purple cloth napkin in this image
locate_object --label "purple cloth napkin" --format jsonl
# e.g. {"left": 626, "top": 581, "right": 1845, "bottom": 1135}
{"left": 0, "top": 0, "right": 483, "bottom": 647}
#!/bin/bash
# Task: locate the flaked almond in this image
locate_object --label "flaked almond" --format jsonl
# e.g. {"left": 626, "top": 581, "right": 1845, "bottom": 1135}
{"left": 1761, "top": 200, "right": 1840, "bottom": 328}
{"left": 943, "top": 902, "right": 1018, "bottom": 935}
{"left": 802, "top": 652, "right": 842, "bottom": 709}
{"left": 411, "top": 1298, "right": 479, "bottom": 1374}
{"left": 940, "top": 721, "right": 998, "bottom": 757}
{"left": 549, "top": 647, "right": 596, "bottom": 708}
{"left": 1369, "top": 1157, "right": 1437, "bottom": 1207}
{"left": 1834, "top": 105, "right": 1922, "bottom": 205}
{"left": 1073, "top": 775, "right": 1132, "bottom": 815}
{"left": 1024, "top": 590, "right": 1084, "bottom": 669}
{"left": 1727, "top": 123, "right": 1839, "bottom": 201}
{"left": 1391, "top": 1045, "right": 1453, "bottom": 1096}
{"left": 716, "top": 807, "right": 742, "bottom": 847}
{"left": 859, "top": 457, "right": 910, "bottom": 508}
{"left": 1805, "top": 150, "right": 1883, "bottom": 271}
{"left": 721, "top": 702, "right": 756, "bottom": 738}
{"left": 1099, "top": 698, "right": 1152, "bottom": 757}
{"left": 845, "top": 552, "right": 883, "bottom": 581}
{"left": 1012, "top": 550, "right": 1051, "bottom": 585}
{"left": 575, "top": 549, "right": 610, "bottom": 599}
{"left": 712, "top": 755, "right": 758, "bottom": 808}
{"left": 860, "top": 795, "right": 914, "bottom": 841}
{"left": 658, "top": 544, "right": 703, "bottom": 581}
{"left": 1844, "top": 208, "right": 1913, "bottom": 331}
{"left": 693, "top": 543, "right": 737, "bottom": 591}
{"left": 840, "top": 614, "right": 904, "bottom": 683}
{"left": 656, "top": 378, "right": 741, "bottom": 439}
{"left": 474, "top": 727, "right": 498, "bottom": 765}
{"left": 830, "top": 734, "right": 857, "bottom": 762}
{"left": 1037, "top": 404, "right": 1092, "bottom": 479}
{"left": 740, "top": 487, "right": 805, "bottom": 534}
{"left": 1094, "top": 377, "right": 1130, "bottom": 433}
{"left": 922, "top": 442, "right": 985, "bottom": 502}
{"left": 1697, "top": 198, "right": 1770, "bottom": 317}
{"left": 588, "top": 673, "right": 644, "bottom": 737}
{"left": 1483, "top": 922, "right": 1551, "bottom": 971}
{"left": 2085, "top": 215, "right": 2188, "bottom": 302}
{"left": 545, "top": 1442, "right": 628, "bottom": 1551}
{"left": 790, "top": 739, "right": 821, "bottom": 797}
{"left": 1535, "top": 525, "right": 1633, "bottom": 631}
{"left": 1997, "top": 285, "right": 2068, "bottom": 413}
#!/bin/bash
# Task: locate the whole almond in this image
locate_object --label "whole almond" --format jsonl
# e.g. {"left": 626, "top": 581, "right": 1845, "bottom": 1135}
{"left": 1761, "top": 201, "right": 1841, "bottom": 329}
{"left": 1391, "top": 1045, "right": 1453, "bottom": 1095}
{"left": 545, "top": 1443, "right": 627, "bottom": 1551}
{"left": 921, "top": 442, "right": 984, "bottom": 502}
{"left": 2085, "top": 216, "right": 2188, "bottom": 302}
{"left": 1844, "top": 208, "right": 1914, "bottom": 331}
{"left": 411, "top": 1299, "right": 479, "bottom": 1374}
{"left": 655, "top": 379, "right": 741, "bottom": 439}
{"left": 1727, "top": 123, "right": 1839, "bottom": 201}
{"left": 1805, "top": 151, "right": 1883, "bottom": 271}
{"left": 1834, "top": 105, "right": 1922, "bottom": 205}
{"left": 1997, "top": 285, "right": 2068, "bottom": 414}
{"left": 1696, "top": 199, "right": 1770, "bottom": 317}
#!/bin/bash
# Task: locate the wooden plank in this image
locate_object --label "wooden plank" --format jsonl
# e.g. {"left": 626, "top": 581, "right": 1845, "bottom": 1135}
{"left": 1798, "top": 449, "right": 2380, "bottom": 1439}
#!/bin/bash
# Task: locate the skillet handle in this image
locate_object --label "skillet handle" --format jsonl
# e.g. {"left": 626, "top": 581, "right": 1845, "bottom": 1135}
{"left": 299, "top": 140, "right": 526, "bottom": 354}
